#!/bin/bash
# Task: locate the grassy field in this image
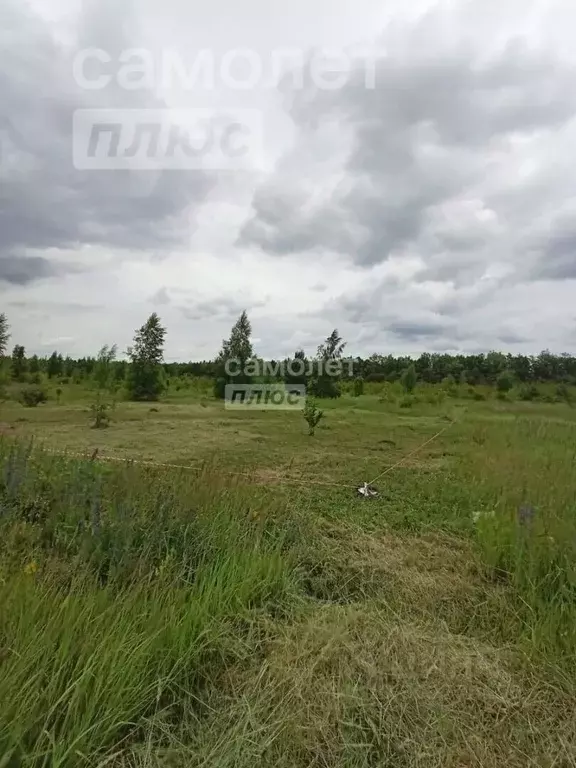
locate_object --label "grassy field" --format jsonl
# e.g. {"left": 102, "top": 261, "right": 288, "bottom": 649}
{"left": 1, "top": 386, "right": 575, "bottom": 766}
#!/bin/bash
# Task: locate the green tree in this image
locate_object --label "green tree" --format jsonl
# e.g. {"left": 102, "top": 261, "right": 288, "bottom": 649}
{"left": 126, "top": 314, "right": 166, "bottom": 401}
{"left": 317, "top": 329, "right": 346, "bottom": 361}
{"left": 28, "top": 355, "right": 40, "bottom": 374}
{"left": 94, "top": 344, "right": 118, "bottom": 391}
{"left": 11, "top": 345, "right": 27, "bottom": 381}
{"left": 284, "top": 348, "right": 308, "bottom": 390}
{"left": 47, "top": 351, "right": 63, "bottom": 378}
{"left": 400, "top": 364, "right": 417, "bottom": 394}
{"left": 309, "top": 329, "right": 345, "bottom": 398}
{"left": 0, "top": 313, "right": 10, "bottom": 357}
{"left": 214, "top": 311, "right": 254, "bottom": 399}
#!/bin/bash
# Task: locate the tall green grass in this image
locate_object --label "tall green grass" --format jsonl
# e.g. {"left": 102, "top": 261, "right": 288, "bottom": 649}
{"left": 465, "top": 418, "right": 576, "bottom": 666}
{"left": 0, "top": 440, "right": 298, "bottom": 767}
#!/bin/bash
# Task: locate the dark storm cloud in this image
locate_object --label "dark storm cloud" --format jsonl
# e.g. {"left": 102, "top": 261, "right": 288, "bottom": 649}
{"left": 0, "top": 0, "right": 212, "bottom": 280}
{"left": 239, "top": 13, "right": 576, "bottom": 283}
{"left": 0, "top": 255, "right": 64, "bottom": 285}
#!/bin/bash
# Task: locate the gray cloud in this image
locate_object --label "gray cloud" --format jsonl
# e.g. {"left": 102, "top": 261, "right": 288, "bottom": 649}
{"left": 179, "top": 296, "right": 266, "bottom": 322}
{"left": 0, "top": 0, "right": 213, "bottom": 280}
{"left": 532, "top": 220, "right": 576, "bottom": 280}
{"left": 239, "top": 11, "right": 576, "bottom": 286}
{"left": 387, "top": 319, "right": 455, "bottom": 340}
{"left": 0, "top": 254, "right": 74, "bottom": 285}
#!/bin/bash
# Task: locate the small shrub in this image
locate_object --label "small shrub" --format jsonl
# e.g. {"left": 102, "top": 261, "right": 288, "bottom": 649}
{"left": 556, "top": 383, "right": 572, "bottom": 404}
{"left": 353, "top": 377, "right": 364, "bottom": 397}
{"left": 308, "top": 376, "right": 341, "bottom": 399}
{"left": 400, "top": 364, "right": 417, "bottom": 394}
{"left": 90, "top": 395, "right": 110, "bottom": 428}
{"left": 303, "top": 399, "right": 324, "bottom": 435}
{"left": 20, "top": 386, "right": 47, "bottom": 408}
{"left": 55, "top": 387, "right": 62, "bottom": 404}
{"left": 496, "top": 370, "right": 514, "bottom": 394}
{"left": 399, "top": 394, "right": 414, "bottom": 408}
{"left": 442, "top": 374, "right": 458, "bottom": 398}
{"left": 518, "top": 383, "right": 540, "bottom": 401}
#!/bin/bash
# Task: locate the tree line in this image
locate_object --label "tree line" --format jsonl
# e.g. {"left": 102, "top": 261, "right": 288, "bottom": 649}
{"left": 2, "top": 311, "right": 576, "bottom": 404}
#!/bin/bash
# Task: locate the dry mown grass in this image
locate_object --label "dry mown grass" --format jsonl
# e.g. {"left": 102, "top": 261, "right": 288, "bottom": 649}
{"left": 135, "top": 603, "right": 575, "bottom": 768}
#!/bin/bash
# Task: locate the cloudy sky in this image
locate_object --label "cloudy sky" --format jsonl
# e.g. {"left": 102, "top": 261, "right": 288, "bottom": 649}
{"left": 1, "top": 0, "right": 576, "bottom": 360}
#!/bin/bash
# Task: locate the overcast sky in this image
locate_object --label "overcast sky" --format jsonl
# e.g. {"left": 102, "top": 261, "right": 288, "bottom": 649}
{"left": 1, "top": 0, "right": 576, "bottom": 360}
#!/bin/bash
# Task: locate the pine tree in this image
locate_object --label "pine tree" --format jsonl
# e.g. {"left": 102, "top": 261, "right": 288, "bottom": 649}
{"left": 126, "top": 314, "right": 166, "bottom": 401}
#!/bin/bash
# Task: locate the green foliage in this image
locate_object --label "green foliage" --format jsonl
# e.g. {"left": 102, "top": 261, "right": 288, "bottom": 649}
{"left": 28, "top": 355, "right": 40, "bottom": 374}
{"left": 303, "top": 398, "right": 324, "bottom": 435}
{"left": 308, "top": 375, "right": 341, "bottom": 399}
{"left": 214, "top": 311, "right": 254, "bottom": 398}
{"left": 93, "top": 344, "right": 118, "bottom": 391}
{"left": 400, "top": 364, "right": 417, "bottom": 394}
{"left": 0, "top": 442, "right": 294, "bottom": 766}
{"left": 10, "top": 345, "right": 26, "bottom": 381}
{"left": 126, "top": 314, "right": 166, "bottom": 402}
{"left": 90, "top": 393, "right": 111, "bottom": 428}
{"left": 317, "top": 329, "right": 346, "bottom": 361}
{"left": 496, "top": 370, "right": 515, "bottom": 394}
{"left": 284, "top": 348, "right": 308, "bottom": 388}
{"left": 518, "top": 383, "right": 540, "bottom": 401}
{"left": 309, "top": 329, "right": 346, "bottom": 399}
{"left": 556, "top": 383, "right": 572, "bottom": 404}
{"left": 442, "top": 374, "right": 458, "bottom": 397}
{"left": 353, "top": 377, "right": 364, "bottom": 397}
{"left": 46, "top": 351, "right": 64, "bottom": 379}
{"left": 20, "top": 386, "right": 47, "bottom": 408}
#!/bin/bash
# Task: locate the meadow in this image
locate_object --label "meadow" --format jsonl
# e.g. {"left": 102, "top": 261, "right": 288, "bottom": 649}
{"left": 0, "top": 379, "right": 575, "bottom": 767}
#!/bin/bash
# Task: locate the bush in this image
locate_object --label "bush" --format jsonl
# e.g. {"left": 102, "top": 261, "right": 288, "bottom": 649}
{"left": 518, "top": 384, "right": 540, "bottom": 401}
{"left": 213, "top": 377, "right": 227, "bottom": 400}
{"left": 90, "top": 395, "right": 110, "bottom": 428}
{"left": 400, "top": 364, "right": 417, "bottom": 394}
{"left": 556, "top": 383, "right": 572, "bottom": 404}
{"left": 496, "top": 370, "right": 514, "bottom": 394}
{"left": 303, "top": 399, "right": 324, "bottom": 435}
{"left": 308, "top": 376, "right": 341, "bottom": 399}
{"left": 442, "top": 374, "right": 458, "bottom": 398}
{"left": 353, "top": 377, "right": 364, "bottom": 397}
{"left": 20, "top": 387, "right": 47, "bottom": 408}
